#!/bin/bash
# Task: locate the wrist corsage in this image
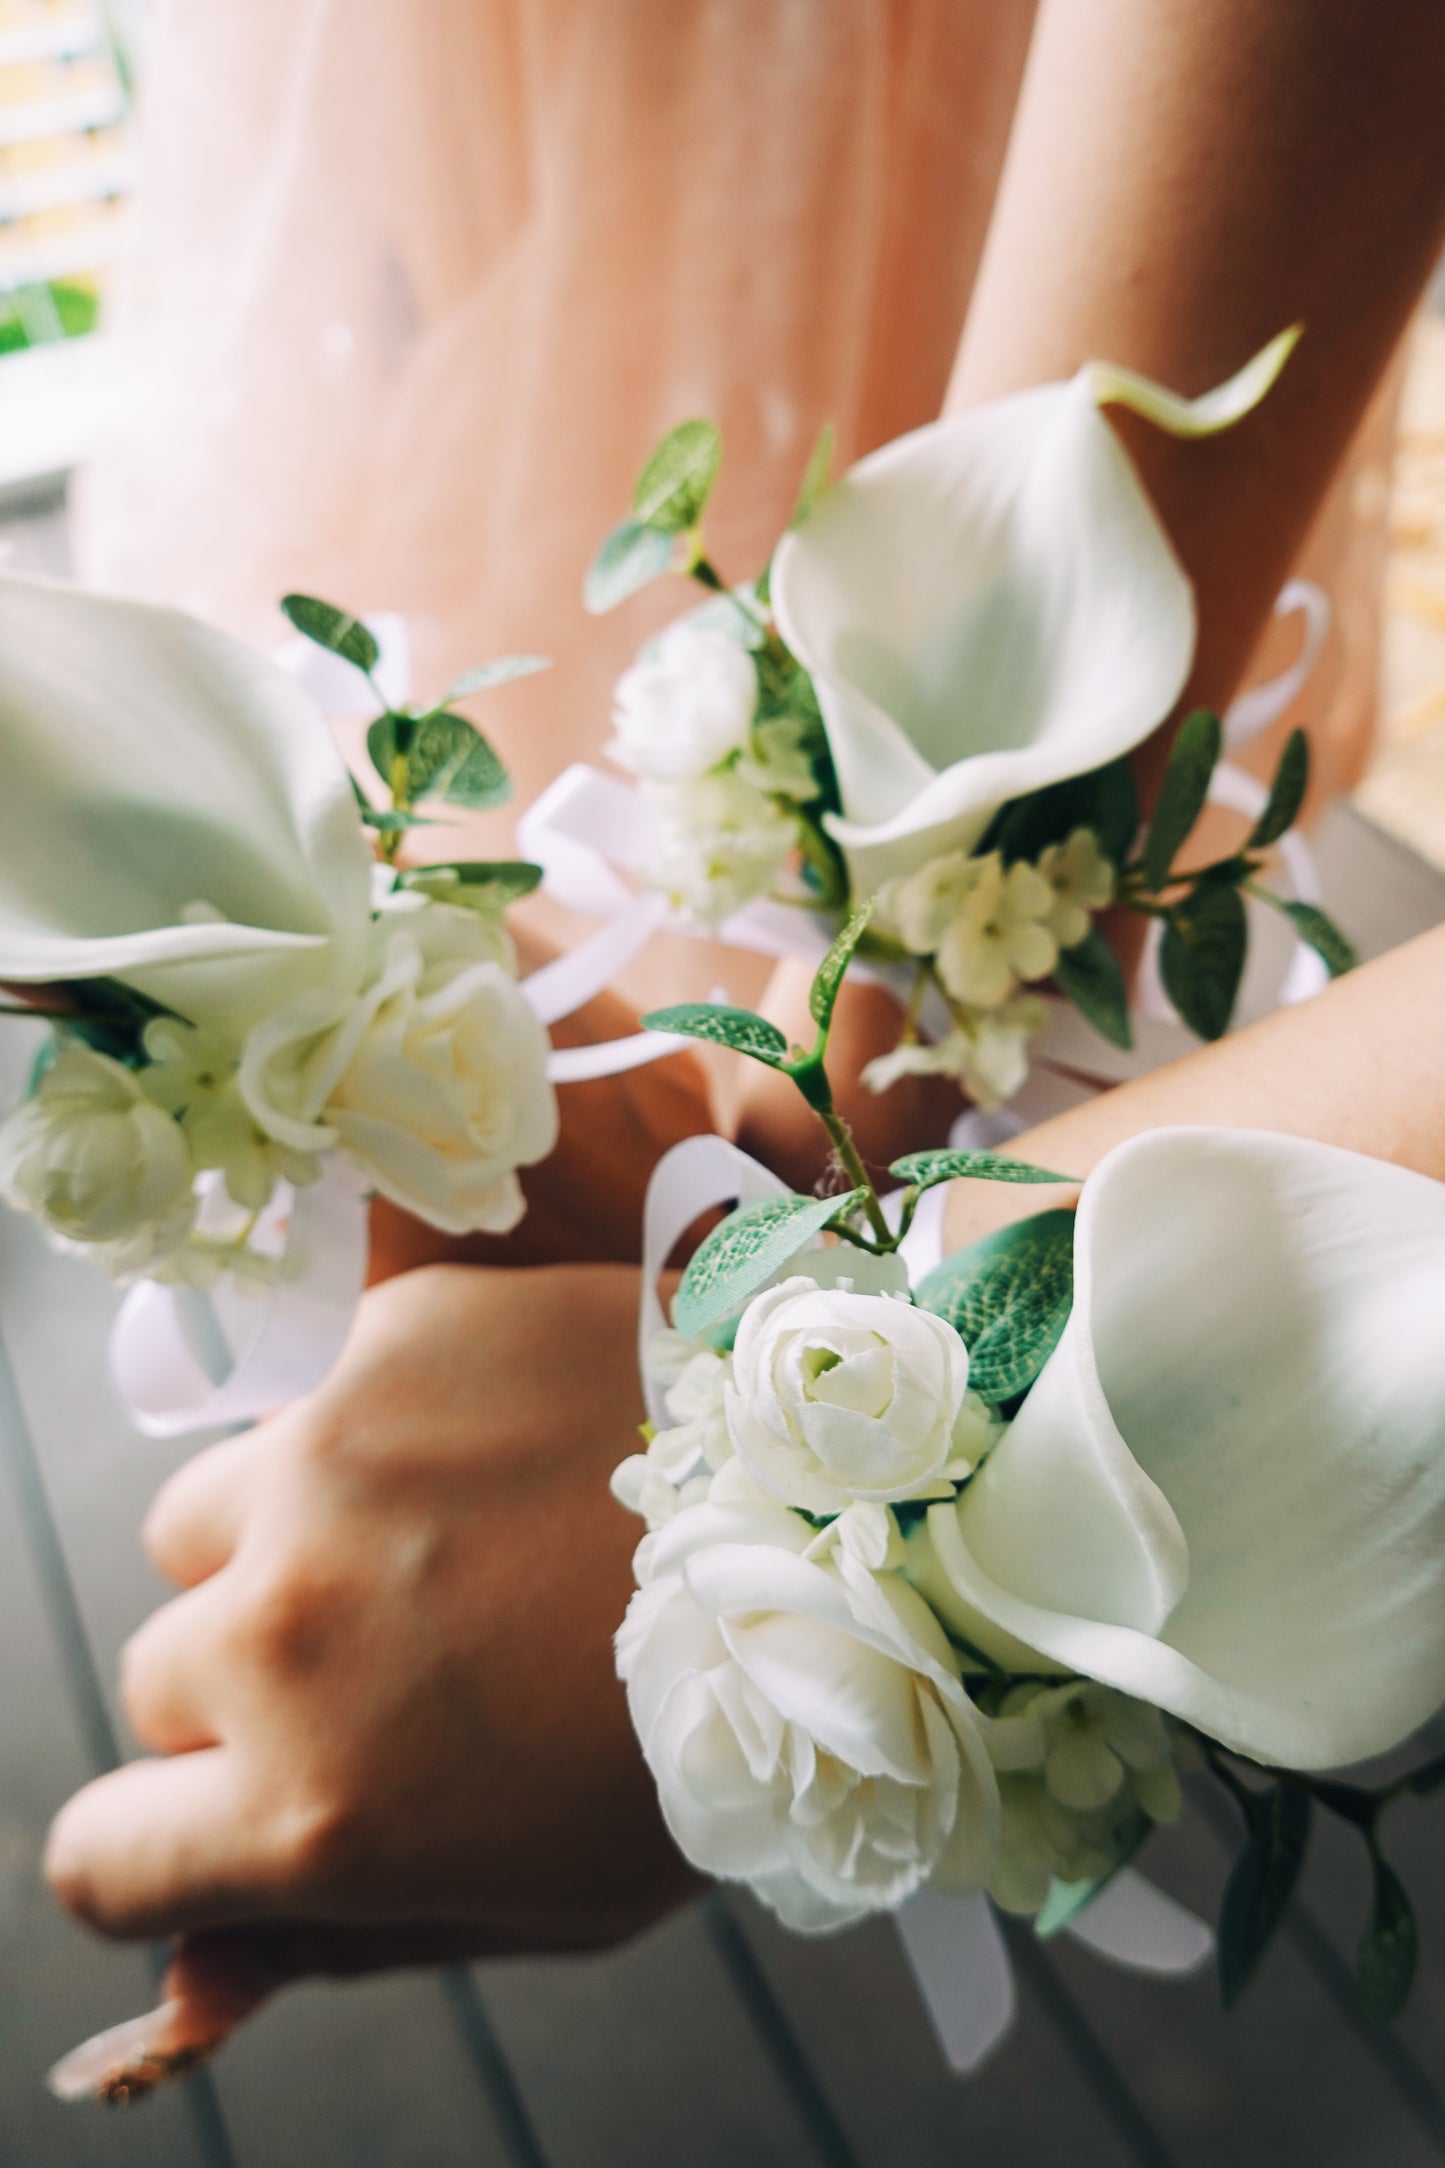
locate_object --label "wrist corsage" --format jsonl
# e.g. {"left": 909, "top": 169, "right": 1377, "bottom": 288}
{"left": 614, "top": 911, "right": 1445, "bottom": 2063}
{"left": 563, "top": 330, "right": 1355, "bottom": 1111}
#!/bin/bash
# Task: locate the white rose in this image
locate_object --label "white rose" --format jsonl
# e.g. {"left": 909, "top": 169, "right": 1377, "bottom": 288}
{"left": 645, "top": 768, "right": 797, "bottom": 926}
{"left": 616, "top": 1465, "right": 1002, "bottom": 1930}
{"left": 239, "top": 902, "right": 558, "bottom": 1235}
{"left": 726, "top": 1275, "right": 975, "bottom": 1513}
{"left": 609, "top": 622, "right": 758, "bottom": 782}
{"left": 0, "top": 1043, "right": 195, "bottom": 1252}
{"left": 770, "top": 340, "right": 1296, "bottom": 895}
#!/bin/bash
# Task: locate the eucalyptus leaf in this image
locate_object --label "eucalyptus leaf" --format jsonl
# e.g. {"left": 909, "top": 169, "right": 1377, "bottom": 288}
{"left": 443, "top": 656, "right": 550, "bottom": 702}
{"left": 358, "top": 806, "right": 436, "bottom": 834}
{"left": 990, "top": 758, "right": 1139, "bottom": 871}
{"left": 1218, "top": 1779, "right": 1311, "bottom": 2008}
{"left": 1053, "top": 929, "right": 1133, "bottom": 1051}
{"left": 1281, "top": 900, "right": 1358, "bottom": 979}
{"left": 398, "top": 860, "right": 543, "bottom": 904}
{"left": 1357, "top": 1854, "right": 1418, "bottom": 2023}
{"left": 1144, "top": 708, "right": 1223, "bottom": 892}
{"left": 633, "top": 419, "right": 723, "bottom": 532}
{"left": 1160, "top": 882, "right": 1247, "bottom": 1041}
{"left": 672, "top": 1189, "right": 868, "bottom": 1340}
{"left": 914, "top": 1209, "right": 1075, "bottom": 1403}
{"left": 584, "top": 520, "right": 676, "bottom": 614}
{"left": 789, "top": 421, "right": 836, "bottom": 529}
{"left": 889, "top": 1149, "right": 1075, "bottom": 1193}
{"left": 809, "top": 900, "right": 874, "bottom": 1033}
{"left": 641, "top": 1004, "right": 790, "bottom": 1068}
{"left": 367, "top": 710, "right": 513, "bottom": 810}
{"left": 440, "top": 725, "right": 514, "bottom": 810}
{"left": 280, "top": 593, "right": 379, "bottom": 674}
{"left": 1248, "top": 727, "right": 1309, "bottom": 849}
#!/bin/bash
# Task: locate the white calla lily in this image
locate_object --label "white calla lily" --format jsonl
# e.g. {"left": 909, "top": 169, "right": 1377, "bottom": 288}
{"left": 771, "top": 332, "right": 1298, "bottom": 895}
{"left": 920, "top": 1127, "right": 1445, "bottom": 1771}
{"left": 0, "top": 576, "right": 373, "bottom": 1030}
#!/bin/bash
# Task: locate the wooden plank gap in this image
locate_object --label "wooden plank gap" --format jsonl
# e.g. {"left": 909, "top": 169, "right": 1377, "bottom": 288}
{"left": 702, "top": 1895, "right": 865, "bottom": 2168}
{"left": 0, "top": 1322, "right": 240, "bottom": 2168}
{"left": 999, "top": 1918, "right": 1178, "bottom": 2168}
{"left": 438, "top": 1964, "right": 551, "bottom": 2168}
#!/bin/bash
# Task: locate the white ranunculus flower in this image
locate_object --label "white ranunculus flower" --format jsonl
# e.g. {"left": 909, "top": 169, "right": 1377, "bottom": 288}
{"left": 645, "top": 768, "right": 797, "bottom": 926}
{"left": 726, "top": 1275, "right": 975, "bottom": 1513}
{"left": 917, "top": 1127, "right": 1445, "bottom": 1771}
{"left": 239, "top": 902, "right": 558, "bottom": 1235}
{"left": 609, "top": 621, "right": 758, "bottom": 782}
{"left": 771, "top": 336, "right": 1297, "bottom": 895}
{"left": 0, "top": 1043, "right": 195, "bottom": 1253}
{"left": 0, "top": 576, "right": 373, "bottom": 1032}
{"left": 617, "top": 1464, "right": 1005, "bottom": 1930}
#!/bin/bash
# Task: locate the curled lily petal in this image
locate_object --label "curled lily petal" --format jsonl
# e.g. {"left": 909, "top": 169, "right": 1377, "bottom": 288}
{"left": 771, "top": 336, "right": 1295, "bottom": 895}
{"left": 927, "top": 1127, "right": 1445, "bottom": 1770}
{"left": 0, "top": 576, "right": 373, "bottom": 1028}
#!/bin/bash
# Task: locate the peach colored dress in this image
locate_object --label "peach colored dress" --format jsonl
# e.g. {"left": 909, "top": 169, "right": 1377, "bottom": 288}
{"left": 75, "top": 0, "right": 1391, "bottom": 1009}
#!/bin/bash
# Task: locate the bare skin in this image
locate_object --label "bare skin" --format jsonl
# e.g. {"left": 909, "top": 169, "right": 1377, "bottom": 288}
{"left": 734, "top": 0, "right": 1445, "bottom": 1191}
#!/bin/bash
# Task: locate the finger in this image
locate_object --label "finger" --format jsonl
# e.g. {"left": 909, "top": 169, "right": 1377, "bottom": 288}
{"left": 143, "top": 1432, "right": 261, "bottom": 1588}
{"left": 119, "top": 1580, "right": 229, "bottom": 1755}
{"left": 46, "top": 1751, "right": 283, "bottom": 1939}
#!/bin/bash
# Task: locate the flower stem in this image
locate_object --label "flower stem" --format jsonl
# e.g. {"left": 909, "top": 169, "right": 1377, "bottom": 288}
{"left": 817, "top": 1106, "right": 893, "bottom": 1247}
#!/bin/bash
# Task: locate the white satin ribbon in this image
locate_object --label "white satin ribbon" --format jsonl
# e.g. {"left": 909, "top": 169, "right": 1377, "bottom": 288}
{"left": 109, "top": 1160, "right": 370, "bottom": 1438}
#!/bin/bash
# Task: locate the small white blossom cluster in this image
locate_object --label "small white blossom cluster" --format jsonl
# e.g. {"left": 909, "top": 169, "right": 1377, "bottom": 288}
{"left": 613, "top": 1268, "right": 1183, "bottom": 1934}
{"left": 0, "top": 889, "right": 557, "bottom": 1283}
{"left": 609, "top": 618, "right": 817, "bottom": 928}
{"left": 865, "top": 830, "right": 1115, "bottom": 1108}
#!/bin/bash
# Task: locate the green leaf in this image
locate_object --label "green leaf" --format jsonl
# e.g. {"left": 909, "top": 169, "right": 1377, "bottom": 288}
{"left": 641, "top": 1004, "right": 791, "bottom": 1069}
{"left": 584, "top": 519, "right": 676, "bottom": 613}
{"left": 398, "top": 860, "right": 543, "bottom": 904}
{"left": 366, "top": 711, "right": 514, "bottom": 810}
{"left": 358, "top": 806, "right": 436, "bottom": 834}
{"left": 1053, "top": 929, "right": 1134, "bottom": 1051}
{"left": 633, "top": 418, "right": 723, "bottom": 532}
{"left": 889, "top": 1149, "right": 1075, "bottom": 1193}
{"left": 809, "top": 900, "right": 874, "bottom": 1033}
{"left": 1281, "top": 900, "right": 1358, "bottom": 979}
{"left": 1160, "top": 882, "right": 1247, "bottom": 1041}
{"left": 443, "top": 656, "right": 550, "bottom": 702}
{"left": 440, "top": 725, "right": 514, "bottom": 810}
{"left": 1218, "top": 1779, "right": 1312, "bottom": 2008}
{"left": 1357, "top": 1854, "right": 1418, "bottom": 2023}
{"left": 1144, "top": 708, "right": 1223, "bottom": 892}
{"left": 789, "top": 421, "right": 836, "bottom": 528}
{"left": 280, "top": 593, "right": 379, "bottom": 674}
{"left": 672, "top": 1189, "right": 868, "bottom": 1340}
{"left": 1248, "top": 728, "right": 1309, "bottom": 849}
{"left": 990, "top": 758, "right": 1139, "bottom": 870}
{"left": 914, "top": 1210, "right": 1075, "bottom": 1403}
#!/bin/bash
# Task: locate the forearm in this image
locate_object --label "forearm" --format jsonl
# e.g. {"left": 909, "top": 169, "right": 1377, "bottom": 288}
{"left": 949, "top": 0, "right": 1445, "bottom": 749}
{"left": 944, "top": 924, "right": 1445, "bottom": 1252}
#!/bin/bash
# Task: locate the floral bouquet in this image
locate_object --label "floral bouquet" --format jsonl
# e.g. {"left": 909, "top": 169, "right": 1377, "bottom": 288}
{"left": 613, "top": 908, "right": 1445, "bottom": 2064}
{"left": 0, "top": 578, "right": 633, "bottom": 1427}
{"left": 556, "top": 330, "right": 1356, "bottom": 1112}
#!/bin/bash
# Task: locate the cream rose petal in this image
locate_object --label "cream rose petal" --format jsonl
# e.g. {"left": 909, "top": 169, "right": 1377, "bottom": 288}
{"left": 928, "top": 1127, "right": 1445, "bottom": 1770}
{"left": 0, "top": 576, "right": 373, "bottom": 1027}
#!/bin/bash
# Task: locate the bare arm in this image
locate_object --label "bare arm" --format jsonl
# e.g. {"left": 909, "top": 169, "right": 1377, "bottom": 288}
{"left": 944, "top": 923, "right": 1445, "bottom": 1253}
{"left": 739, "top": 0, "right": 1445, "bottom": 1186}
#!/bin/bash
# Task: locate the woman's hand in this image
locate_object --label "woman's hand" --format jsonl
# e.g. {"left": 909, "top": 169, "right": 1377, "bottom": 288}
{"left": 46, "top": 1263, "right": 697, "bottom": 2065}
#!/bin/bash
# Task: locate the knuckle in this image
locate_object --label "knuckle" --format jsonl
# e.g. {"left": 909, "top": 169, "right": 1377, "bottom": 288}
{"left": 226, "top": 1562, "right": 330, "bottom": 1676}
{"left": 265, "top": 1789, "right": 365, "bottom": 1894}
